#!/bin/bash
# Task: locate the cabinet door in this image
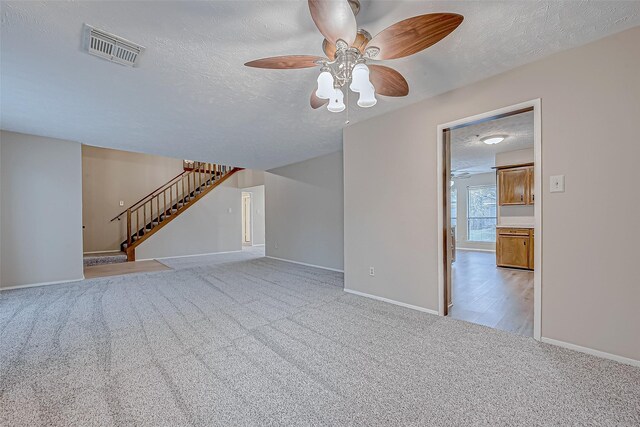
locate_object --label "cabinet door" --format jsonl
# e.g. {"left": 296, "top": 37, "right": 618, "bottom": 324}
{"left": 498, "top": 168, "right": 528, "bottom": 205}
{"left": 527, "top": 166, "right": 535, "bottom": 205}
{"left": 497, "top": 235, "right": 530, "bottom": 269}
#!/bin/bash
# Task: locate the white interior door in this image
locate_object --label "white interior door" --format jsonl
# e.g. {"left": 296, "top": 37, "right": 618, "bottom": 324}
{"left": 242, "top": 192, "right": 252, "bottom": 245}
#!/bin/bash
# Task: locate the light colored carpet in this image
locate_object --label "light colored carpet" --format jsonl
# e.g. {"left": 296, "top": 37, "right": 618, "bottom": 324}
{"left": 1, "top": 250, "right": 638, "bottom": 426}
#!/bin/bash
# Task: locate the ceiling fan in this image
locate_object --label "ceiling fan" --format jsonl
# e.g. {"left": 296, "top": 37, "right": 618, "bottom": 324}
{"left": 244, "top": 0, "right": 463, "bottom": 113}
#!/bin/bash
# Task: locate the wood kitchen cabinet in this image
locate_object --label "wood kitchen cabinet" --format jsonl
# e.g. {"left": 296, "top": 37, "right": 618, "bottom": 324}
{"left": 497, "top": 164, "right": 534, "bottom": 206}
{"left": 497, "top": 228, "right": 534, "bottom": 270}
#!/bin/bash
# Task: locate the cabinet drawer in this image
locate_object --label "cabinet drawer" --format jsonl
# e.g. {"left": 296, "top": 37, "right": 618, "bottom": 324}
{"left": 497, "top": 228, "right": 531, "bottom": 236}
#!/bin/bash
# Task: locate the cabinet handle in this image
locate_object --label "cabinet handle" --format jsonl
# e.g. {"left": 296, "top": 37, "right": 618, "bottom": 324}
{"left": 520, "top": 195, "right": 523, "bottom": 201}
{"left": 524, "top": 241, "right": 526, "bottom": 246}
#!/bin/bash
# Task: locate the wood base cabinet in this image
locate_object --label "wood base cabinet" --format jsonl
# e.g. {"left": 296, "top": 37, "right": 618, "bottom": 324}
{"left": 497, "top": 228, "right": 534, "bottom": 270}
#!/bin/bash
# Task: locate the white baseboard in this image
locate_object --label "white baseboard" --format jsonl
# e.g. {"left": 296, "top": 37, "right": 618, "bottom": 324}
{"left": 265, "top": 256, "right": 344, "bottom": 273}
{"left": 83, "top": 250, "right": 123, "bottom": 255}
{"left": 252, "top": 244, "right": 265, "bottom": 247}
{"left": 541, "top": 337, "right": 640, "bottom": 367}
{"left": 1, "top": 276, "right": 85, "bottom": 291}
{"left": 140, "top": 249, "right": 243, "bottom": 262}
{"left": 456, "top": 247, "right": 496, "bottom": 253}
{"left": 343, "top": 288, "right": 439, "bottom": 315}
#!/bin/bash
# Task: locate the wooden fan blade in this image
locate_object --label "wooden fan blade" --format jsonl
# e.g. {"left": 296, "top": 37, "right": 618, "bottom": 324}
{"left": 244, "top": 55, "right": 324, "bottom": 69}
{"left": 369, "top": 65, "right": 409, "bottom": 97}
{"left": 367, "top": 13, "right": 463, "bottom": 60}
{"left": 352, "top": 31, "right": 370, "bottom": 52}
{"left": 322, "top": 39, "right": 336, "bottom": 60}
{"left": 310, "top": 90, "right": 329, "bottom": 109}
{"left": 308, "top": 0, "right": 357, "bottom": 46}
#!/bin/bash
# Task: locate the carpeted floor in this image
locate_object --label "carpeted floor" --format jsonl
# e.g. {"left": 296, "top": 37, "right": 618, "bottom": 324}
{"left": 1, "top": 249, "right": 638, "bottom": 426}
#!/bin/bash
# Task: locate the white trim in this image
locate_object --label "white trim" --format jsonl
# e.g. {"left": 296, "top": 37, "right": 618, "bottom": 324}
{"left": 242, "top": 191, "right": 253, "bottom": 246}
{"left": 83, "top": 250, "right": 123, "bottom": 255}
{"left": 456, "top": 247, "right": 496, "bottom": 253}
{"left": 138, "top": 249, "right": 242, "bottom": 262}
{"left": 344, "top": 288, "right": 439, "bottom": 315}
{"left": 437, "top": 99, "right": 543, "bottom": 341}
{"left": 265, "top": 256, "right": 344, "bottom": 273}
{"left": 251, "top": 244, "right": 265, "bottom": 247}
{"left": 1, "top": 276, "right": 85, "bottom": 291}
{"left": 532, "top": 99, "right": 542, "bottom": 342}
{"left": 541, "top": 337, "right": 640, "bottom": 368}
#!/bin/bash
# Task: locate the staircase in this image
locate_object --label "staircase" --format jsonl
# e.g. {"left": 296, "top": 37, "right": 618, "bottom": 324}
{"left": 111, "top": 162, "right": 241, "bottom": 261}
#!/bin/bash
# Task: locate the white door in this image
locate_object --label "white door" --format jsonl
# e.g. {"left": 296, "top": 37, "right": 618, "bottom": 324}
{"left": 242, "top": 192, "right": 252, "bottom": 245}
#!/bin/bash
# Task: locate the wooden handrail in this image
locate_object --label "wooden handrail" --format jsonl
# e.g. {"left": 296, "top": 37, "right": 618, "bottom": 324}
{"left": 110, "top": 169, "right": 190, "bottom": 222}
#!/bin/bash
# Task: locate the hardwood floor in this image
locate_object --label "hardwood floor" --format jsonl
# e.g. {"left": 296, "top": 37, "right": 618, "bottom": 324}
{"left": 448, "top": 249, "right": 533, "bottom": 336}
{"left": 84, "top": 260, "right": 171, "bottom": 279}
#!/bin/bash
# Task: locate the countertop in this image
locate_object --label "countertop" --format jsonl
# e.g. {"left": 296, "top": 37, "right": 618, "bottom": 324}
{"left": 496, "top": 225, "right": 534, "bottom": 229}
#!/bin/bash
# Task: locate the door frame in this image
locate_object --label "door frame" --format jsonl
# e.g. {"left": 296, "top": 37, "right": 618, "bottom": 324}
{"left": 241, "top": 191, "right": 253, "bottom": 246}
{"left": 436, "top": 99, "right": 542, "bottom": 340}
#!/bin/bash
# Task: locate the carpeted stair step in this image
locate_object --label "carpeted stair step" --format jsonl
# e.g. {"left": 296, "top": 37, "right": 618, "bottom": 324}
{"left": 83, "top": 251, "right": 127, "bottom": 267}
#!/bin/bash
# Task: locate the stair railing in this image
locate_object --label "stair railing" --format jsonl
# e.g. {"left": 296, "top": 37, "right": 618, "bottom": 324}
{"left": 113, "top": 162, "right": 233, "bottom": 248}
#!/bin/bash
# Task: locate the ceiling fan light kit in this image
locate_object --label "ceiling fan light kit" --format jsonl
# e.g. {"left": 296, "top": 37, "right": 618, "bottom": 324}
{"left": 245, "top": 0, "right": 463, "bottom": 114}
{"left": 328, "top": 88, "right": 346, "bottom": 113}
{"left": 316, "top": 69, "right": 335, "bottom": 99}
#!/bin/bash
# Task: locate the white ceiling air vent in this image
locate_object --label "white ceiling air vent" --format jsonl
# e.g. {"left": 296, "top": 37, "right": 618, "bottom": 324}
{"left": 83, "top": 24, "right": 144, "bottom": 67}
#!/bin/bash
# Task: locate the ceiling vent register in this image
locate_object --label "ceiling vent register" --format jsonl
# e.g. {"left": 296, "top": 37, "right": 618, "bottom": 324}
{"left": 83, "top": 24, "right": 144, "bottom": 67}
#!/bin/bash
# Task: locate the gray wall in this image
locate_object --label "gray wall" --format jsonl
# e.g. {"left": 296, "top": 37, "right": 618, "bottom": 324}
{"left": 344, "top": 27, "right": 640, "bottom": 361}
{"left": 265, "top": 151, "right": 344, "bottom": 271}
{"left": 452, "top": 172, "right": 496, "bottom": 251}
{"left": 136, "top": 174, "right": 242, "bottom": 259}
{"left": 237, "top": 169, "right": 265, "bottom": 188}
{"left": 1, "top": 131, "right": 83, "bottom": 288}
{"left": 82, "top": 145, "right": 184, "bottom": 253}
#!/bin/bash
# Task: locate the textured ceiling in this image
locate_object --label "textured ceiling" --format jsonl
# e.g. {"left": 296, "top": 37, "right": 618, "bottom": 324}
{"left": 451, "top": 111, "right": 533, "bottom": 175}
{"left": 1, "top": 1, "right": 639, "bottom": 169}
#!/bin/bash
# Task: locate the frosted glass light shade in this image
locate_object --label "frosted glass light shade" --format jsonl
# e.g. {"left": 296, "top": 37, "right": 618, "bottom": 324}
{"left": 327, "top": 88, "right": 345, "bottom": 113}
{"left": 316, "top": 71, "right": 334, "bottom": 99}
{"left": 357, "top": 84, "right": 377, "bottom": 108}
{"left": 349, "top": 63, "right": 370, "bottom": 93}
{"left": 481, "top": 135, "right": 505, "bottom": 145}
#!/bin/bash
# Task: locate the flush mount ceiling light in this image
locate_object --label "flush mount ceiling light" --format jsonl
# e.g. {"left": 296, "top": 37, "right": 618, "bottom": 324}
{"left": 244, "top": 0, "right": 463, "bottom": 113}
{"left": 481, "top": 135, "right": 507, "bottom": 145}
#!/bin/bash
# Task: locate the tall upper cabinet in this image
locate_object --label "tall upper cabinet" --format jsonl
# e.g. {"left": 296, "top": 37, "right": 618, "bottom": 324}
{"left": 497, "top": 164, "right": 534, "bottom": 206}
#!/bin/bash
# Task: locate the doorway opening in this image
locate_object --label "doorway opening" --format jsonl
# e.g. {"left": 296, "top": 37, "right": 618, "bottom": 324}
{"left": 242, "top": 192, "right": 252, "bottom": 246}
{"left": 240, "top": 185, "right": 265, "bottom": 248}
{"left": 437, "top": 100, "right": 542, "bottom": 339}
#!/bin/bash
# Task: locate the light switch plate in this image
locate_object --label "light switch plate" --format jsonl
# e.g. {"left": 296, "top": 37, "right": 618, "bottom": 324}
{"left": 119, "top": 200, "right": 124, "bottom": 206}
{"left": 550, "top": 175, "right": 565, "bottom": 193}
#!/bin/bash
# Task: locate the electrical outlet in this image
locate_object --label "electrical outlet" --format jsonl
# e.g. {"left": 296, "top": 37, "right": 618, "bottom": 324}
{"left": 119, "top": 200, "right": 124, "bottom": 207}
{"left": 274, "top": 243, "right": 278, "bottom": 249}
{"left": 369, "top": 267, "right": 375, "bottom": 276}
{"left": 550, "top": 175, "right": 565, "bottom": 193}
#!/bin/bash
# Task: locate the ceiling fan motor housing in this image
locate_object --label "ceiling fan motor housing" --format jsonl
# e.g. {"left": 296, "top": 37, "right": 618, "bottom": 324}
{"left": 327, "top": 47, "right": 365, "bottom": 88}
